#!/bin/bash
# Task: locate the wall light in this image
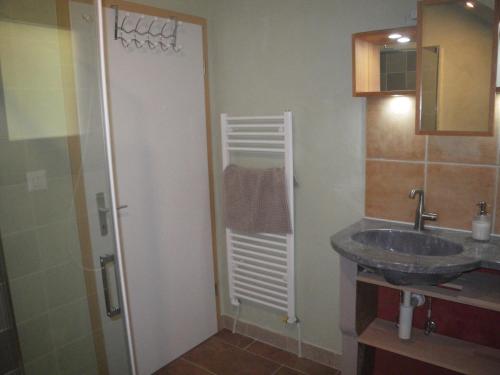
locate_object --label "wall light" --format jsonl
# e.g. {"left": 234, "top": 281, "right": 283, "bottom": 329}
{"left": 388, "top": 33, "right": 402, "bottom": 39}
{"left": 465, "top": 1, "right": 475, "bottom": 8}
{"left": 388, "top": 96, "right": 412, "bottom": 115}
{"left": 397, "top": 36, "right": 411, "bottom": 43}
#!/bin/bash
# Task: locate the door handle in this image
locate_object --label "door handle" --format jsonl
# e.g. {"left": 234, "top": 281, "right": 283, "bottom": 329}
{"left": 100, "top": 254, "right": 121, "bottom": 318}
{"left": 96, "top": 192, "right": 128, "bottom": 236}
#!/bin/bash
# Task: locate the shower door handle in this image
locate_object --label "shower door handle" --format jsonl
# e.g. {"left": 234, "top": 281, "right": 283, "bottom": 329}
{"left": 100, "top": 254, "right": 121, "bottom": 318}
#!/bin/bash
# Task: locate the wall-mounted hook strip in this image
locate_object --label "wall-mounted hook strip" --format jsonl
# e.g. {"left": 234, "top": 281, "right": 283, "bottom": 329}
{"left": 113, "top": 5, "right": 182, "bottom": 53}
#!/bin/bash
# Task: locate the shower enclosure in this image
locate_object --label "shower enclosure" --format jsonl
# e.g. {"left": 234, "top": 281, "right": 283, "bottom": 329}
{"left": 0, "top": 0, "right": 134, "bottom": 374}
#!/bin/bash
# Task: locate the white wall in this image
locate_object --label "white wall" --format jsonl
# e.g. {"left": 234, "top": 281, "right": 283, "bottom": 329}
{"left": 128, "top": 0, "right": 416, "bottom": 356}
{"left": 208, "top": 0, "right": 416, "bottom": 354}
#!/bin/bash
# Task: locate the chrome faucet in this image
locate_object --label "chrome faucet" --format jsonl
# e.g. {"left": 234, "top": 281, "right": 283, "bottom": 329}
{"left": 409, "top": 188, "right": 438, "bottom": 231}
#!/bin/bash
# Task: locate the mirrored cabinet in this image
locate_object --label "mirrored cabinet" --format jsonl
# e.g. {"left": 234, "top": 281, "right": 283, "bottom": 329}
{"left": 353, "top": 0, "right": 499, "bottom": 136}
{"left": 416, "top": 0, "right": 498, "bottom": 135}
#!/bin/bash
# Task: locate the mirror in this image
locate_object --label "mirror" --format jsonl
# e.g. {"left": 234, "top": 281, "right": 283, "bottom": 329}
{"left": 416, "top": 0, "right": 498, "bottom": 135}
{"left": 380, "top": 42, "right": 417, "bottom": 92}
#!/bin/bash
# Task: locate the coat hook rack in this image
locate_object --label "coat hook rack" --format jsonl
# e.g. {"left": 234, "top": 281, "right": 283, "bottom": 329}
{"left": 112, "top": 5, "right": 182, "bottom": 52}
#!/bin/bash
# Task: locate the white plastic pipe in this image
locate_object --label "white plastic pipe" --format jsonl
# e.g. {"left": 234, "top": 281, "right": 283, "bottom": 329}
{"left": 398, "top": 291, "right": 425, "bottom": 340}
{"left": 398, "top": 291, "right": 414, "bottom": 340}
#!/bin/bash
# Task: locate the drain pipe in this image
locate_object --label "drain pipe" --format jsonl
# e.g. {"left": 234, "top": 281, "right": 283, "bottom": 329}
{"left": 398, "top": 291, "right": 425, "bottom": 340}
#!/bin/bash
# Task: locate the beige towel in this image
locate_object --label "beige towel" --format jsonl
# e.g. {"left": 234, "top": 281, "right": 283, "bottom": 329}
{"left": 223, "top": 164, "right": 292, "bottom": 234}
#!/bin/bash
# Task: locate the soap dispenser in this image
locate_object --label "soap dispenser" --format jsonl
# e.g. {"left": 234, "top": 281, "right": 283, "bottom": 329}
{"left": 472, "top": 201, "right": 491, "bottom": 241}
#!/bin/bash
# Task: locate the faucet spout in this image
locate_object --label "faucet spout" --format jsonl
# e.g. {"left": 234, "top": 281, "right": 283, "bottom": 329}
{"left": 409, "top": 188, "right": 437, "bottom": 231}
{"left": 409, "top": 188, "right": 423, "bottom": 199}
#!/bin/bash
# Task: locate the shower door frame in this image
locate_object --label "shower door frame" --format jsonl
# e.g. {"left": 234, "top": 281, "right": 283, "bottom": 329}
{"left": 54, "top": 0, "right": 121, "bottom": 373}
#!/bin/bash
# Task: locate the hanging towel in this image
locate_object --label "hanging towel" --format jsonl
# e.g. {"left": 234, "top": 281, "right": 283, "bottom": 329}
{"left": 223, "top": 164, "right": 292, "bottom": 234}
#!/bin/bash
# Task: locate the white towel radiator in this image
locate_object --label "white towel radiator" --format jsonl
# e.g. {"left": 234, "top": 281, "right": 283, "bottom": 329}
{"left": 221, "top": 112, "right": 297, "bottom": 326}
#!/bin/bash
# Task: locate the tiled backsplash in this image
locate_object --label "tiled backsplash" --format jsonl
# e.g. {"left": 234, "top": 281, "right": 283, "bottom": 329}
{"left": 365, "top": 95, "right": 500, "bottom": 232}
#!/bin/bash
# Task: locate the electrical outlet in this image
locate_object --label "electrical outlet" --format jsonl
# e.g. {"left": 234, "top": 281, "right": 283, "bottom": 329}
{"left": 27, "top": 170, "right": 48, "bottom": 192}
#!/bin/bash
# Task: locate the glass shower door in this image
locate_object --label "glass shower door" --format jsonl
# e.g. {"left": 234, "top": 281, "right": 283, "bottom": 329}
{"left": 0, "top": 0, "right": 133, "bottom": 374}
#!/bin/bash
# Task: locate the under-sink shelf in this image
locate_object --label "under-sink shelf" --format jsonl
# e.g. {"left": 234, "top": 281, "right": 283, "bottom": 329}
{"left": 358, "top": 318, "right": 500, "bottom": 375}
{"left": 357, "top": 270, "right": 500, "bottom": 313}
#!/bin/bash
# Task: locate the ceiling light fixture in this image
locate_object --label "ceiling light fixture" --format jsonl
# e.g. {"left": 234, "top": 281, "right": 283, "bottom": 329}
{"left": 388, "top": 33, "right": 402, "bottom": 39}
{"left": 397, "top": 36, "right": 411, "bottom": 43}
{"left": 465, "top": 1, "right": 475, "bottom": 8}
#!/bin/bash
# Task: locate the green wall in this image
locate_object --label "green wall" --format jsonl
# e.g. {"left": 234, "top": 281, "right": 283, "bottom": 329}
{"left": 138, "top": 0, "right": 416, "bottom": 354}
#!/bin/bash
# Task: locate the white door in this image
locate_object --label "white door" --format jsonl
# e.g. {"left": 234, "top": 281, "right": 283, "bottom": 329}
{"left": 105, "top": 8, "right": 217, "bottom": 375}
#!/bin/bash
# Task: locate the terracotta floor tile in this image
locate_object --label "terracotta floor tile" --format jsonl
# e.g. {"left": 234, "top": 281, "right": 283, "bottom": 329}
{"left": 247, "top": 341, "right": 338, "bottom": 375}
{"left": 274, "top": 367, "right": 304, "bottom": 375}
{"left": 247, "top": 340, "right": 295, "bottom": 363}
{"left": 183, "top": 337, "right": 280, "bottom": 375}
{"left": 213, "top": 329, "right": 255, "bottom": 348}
{"left": 154, "top": 358, "right": 213, "bottom": 375}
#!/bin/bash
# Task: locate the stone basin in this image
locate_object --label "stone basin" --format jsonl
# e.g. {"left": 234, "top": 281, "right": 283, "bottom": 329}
{"left": 329, "top": 219, "right": 500, "bottom": 286}
{"left": 351, "top": 229, "right": 464, "bottom": 285}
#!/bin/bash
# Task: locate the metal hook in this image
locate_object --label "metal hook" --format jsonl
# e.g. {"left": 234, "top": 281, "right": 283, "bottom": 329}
{"left": 171, "top": 19, "right": 181, "bottom": 52}
{"left": 119, "top": 35, "right": 130, "bottom": 48}
{"left": 158, "top": 39, "right": 170, "bottom": 51}
{"left": 145, "top": 19, "right": 157, "bottom": 49}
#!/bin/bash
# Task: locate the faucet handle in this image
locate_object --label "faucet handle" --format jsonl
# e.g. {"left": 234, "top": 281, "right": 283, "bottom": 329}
{"left": 409, "top": 188, "right": 424, "bottom": 199}
{"left": 422, "top": 212, "right": 438, "bottom": 221}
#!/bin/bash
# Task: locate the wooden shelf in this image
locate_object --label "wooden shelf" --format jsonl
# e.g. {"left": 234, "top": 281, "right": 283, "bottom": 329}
{"left": 359, "top": 318, "right": 500, "bottom": 375}
{"left": 354, "top": 90, "right": 416, "bottom": 97}
{"left": 357, "top": 270, "right": 500, "bottom": 313}
{"left": 352, "top": 26, "right": 416, "bottom": 97}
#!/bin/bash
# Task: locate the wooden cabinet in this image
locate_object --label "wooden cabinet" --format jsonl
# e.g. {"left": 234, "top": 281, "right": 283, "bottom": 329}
{"left": 352, "top": 27, "right": 417, "bottom": 97}
{"left": 339, "top": 263, "right": 500, "bottom": 375}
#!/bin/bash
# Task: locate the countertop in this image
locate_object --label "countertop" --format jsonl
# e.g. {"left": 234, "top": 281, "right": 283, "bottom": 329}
{"left": 330, "top": 218, "right": 500, "bottom": 274}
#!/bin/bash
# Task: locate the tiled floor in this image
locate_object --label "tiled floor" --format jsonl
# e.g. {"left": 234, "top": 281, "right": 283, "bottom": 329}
{"left": 155, "top": 329, "right": 340, "bottom": 375}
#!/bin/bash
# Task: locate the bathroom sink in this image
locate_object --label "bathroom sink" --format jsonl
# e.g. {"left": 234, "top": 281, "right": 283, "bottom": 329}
{"left": 348, "top": 229, "right": 465, "bottom": 285}
{"left": 330, "top": 219, "right": 492, "bottom": 287}
{"left": 352, "top": 229, "right": 463, "bottom": 257}
{"left": 350, "top": 229, "right": 464, "bottom": 285}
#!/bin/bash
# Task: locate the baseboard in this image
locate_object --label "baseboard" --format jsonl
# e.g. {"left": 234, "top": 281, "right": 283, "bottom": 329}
{"left": 220, "top": 314, "right": 342, "bottom": 369}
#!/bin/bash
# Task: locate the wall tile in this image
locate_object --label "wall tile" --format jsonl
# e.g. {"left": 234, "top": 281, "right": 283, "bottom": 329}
{"left": 44, "top": 262, "right": 86, "bottom": 309}
{"left": 9, "top": 272, "right": 47, "bottom": 323}
{"left": 23, "top": 352, "right": 60, "bottom": 375}
{"left": 33, "top": 176, "right": 75, "bottom": 225}
{"left": 48, "top": 298, "right": 92, "bottom": 348}
{"left": 17, "top": 314, "right": 54, "bottom": 362}
{"left": 426, "top": 164, "right": 496, "bottom": 230}
{"left": 2, "top": 230, "right": 40, "bottom": 279}
{"left": 56, "top": 334, "right": 98, "bottom": 375}
{"left": 0, "top": 139, "right": 27, "bottom": 186}
{"left": 36, "top": 219, "right": 80, "bottom": 269}
{"left": 0, "top": 183, "right": 35, "bottom": 234}
{"left": 493, "top": 177, "right": 500, "bottom": 234}
{"left": 366, "top": 97, "right": 425, "bottom": 161}
{"left": 25, "top": 137, "right": 71, "bottom": 179}
{"left": 428, "top": 136, "right": 497, "bottom": 165}
{"left": 366, "top": 160, "right": 425, "bottom": 222}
